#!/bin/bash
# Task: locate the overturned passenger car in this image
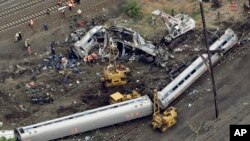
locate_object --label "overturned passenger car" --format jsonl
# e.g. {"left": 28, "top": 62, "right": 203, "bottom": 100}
{"left": 107, "top": 25, "right": 157, "bottom": 57}
{"left": 72, "top": 26, "right": 105, "bottom": 58}
{"left": 72, "top": 25, "right": 159, "bottom": 59}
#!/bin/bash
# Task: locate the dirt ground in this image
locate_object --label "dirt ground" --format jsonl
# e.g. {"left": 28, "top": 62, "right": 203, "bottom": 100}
{"left": 0, "top": 0, "right": 250, "bottom": 141}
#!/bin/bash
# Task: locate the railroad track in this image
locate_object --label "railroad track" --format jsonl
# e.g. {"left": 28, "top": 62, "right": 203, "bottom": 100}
{"left": 0, "top": 0, "right": 50, "bottom": 18}
{"left": 0, "top": 0, "right": 113, "bottom": 33}
{"left": 104, "top": 119, "right": 143, "bottom": 141}
{"left": 184, "top": 36, "right": 250, "bottom": 141}
{"left": 0, "top": 1, "right": 68, "bottom": 32}
{"left": 0, "top": 0, "right": 15, "bottom": 7}
{"left": 202, "top": 104, "right": 250, "bottom": 141}
{"left": 0, "top": 0, "right": 8, "bottom": 4}
{"left": 185, "top": 105, "right": 250, "bottom": 141}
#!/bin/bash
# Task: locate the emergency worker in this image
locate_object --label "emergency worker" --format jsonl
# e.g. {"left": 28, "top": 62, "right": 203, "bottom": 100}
{"left": 25, "top": 39, "right": 31, "bottom": 55}
{"left": 29, "top": 19, "right": 34, "bottom": 28}
{"left": 18, "top": 32, "right": 22, "bottom": 40}
{"left": 15, "top": 33, "right": 19, "bottom": 42}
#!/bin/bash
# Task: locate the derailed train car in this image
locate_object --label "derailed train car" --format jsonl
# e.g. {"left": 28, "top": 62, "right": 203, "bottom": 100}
{"left": 15, "top": 96, "right": 153, "bottom": 141}
{"left": 14, "top": 28, "right": 238, "bottom": 141}
{"left": 157, "top": 28, "right": 238, "bottom": 109}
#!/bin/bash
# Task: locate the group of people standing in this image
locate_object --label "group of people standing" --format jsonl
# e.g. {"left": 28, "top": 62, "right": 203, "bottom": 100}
{"left": 15, "top": 0, "right": 82, "bottom": 55}
{"left": 15, "top": 32, "right": 31, "bottom": 55}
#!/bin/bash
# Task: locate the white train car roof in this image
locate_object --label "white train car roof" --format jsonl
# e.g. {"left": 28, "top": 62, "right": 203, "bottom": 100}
{"left": 157, "top": 28, "right": 238, "bottom": 109}
{"left": 15, "top": 95, "right": 153, "bottom": 141}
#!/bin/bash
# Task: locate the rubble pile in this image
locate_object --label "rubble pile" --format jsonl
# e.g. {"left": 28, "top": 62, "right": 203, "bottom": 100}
{"left": 42, "top": 55, "right": 81, "bottom": 74}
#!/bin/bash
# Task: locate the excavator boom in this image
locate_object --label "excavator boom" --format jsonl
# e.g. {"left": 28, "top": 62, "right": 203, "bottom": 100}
{"left": 152, "top": 9, "right": 195, "bottom": 43}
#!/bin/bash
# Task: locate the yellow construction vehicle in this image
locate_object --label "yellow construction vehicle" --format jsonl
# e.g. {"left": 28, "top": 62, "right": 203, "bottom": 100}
{"left": 101, "top": 38, "right": 130, "bottom": 87}
{"left": 151, "top": 90, "right": 177, "bottom": 132}
{"left": 101, "top": 64, "right": 130, "bottom": 87}
{"left": 109, "top": 90, "right": 141, "bottom": 104}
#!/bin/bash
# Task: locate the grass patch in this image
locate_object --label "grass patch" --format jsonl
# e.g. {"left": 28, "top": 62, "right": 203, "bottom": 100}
{"left": 0, "top": 137, "right": 15, "bottom": 141}
{"left": 192, "top": 9, "right": 201, "bottom": 20}
{"left": 122, "top": 0, "right": 142, "bottom": 19}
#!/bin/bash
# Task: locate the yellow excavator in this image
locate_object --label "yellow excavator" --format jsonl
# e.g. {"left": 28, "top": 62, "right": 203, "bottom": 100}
{"left": 109, "top": 90, "right": 141, "bottom": 104}
{"left": 101, "top": 38, "right": 130, "bottom": 87}
{"left": 151, "top": 89, "right": 177, "bottom": 132}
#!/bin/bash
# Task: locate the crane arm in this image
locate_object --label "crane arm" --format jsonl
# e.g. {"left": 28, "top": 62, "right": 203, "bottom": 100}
{"left": 152, "top": 10, "right": 181, "bottom": 32}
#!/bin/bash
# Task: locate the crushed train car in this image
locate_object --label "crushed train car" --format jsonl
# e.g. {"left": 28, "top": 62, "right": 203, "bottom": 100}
{"left": 72, "top": 26, "right": 106, "bottom": 58}
{"left": 107, "top": 25, "right": 157, "bottom": 57}
{"left": 72, "top": 25, "right": 158, "bottom": 61}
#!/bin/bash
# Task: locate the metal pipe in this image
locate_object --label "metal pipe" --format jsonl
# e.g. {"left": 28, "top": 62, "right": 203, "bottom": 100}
{"left": 199, "top": 0, "right": 219, "bottom": 118}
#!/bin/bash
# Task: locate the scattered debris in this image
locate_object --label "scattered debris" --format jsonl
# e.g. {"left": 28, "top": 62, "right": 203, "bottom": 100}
{"left": 30, "top": 94, "right": 54, "bottom": 105}
{"left": 26, "top": 81, "right": 36, "bottom": 89}
{"left": 19, "top": 104, "right": 27, "bottom": 111}
{"left": 42, "top": 54, "right": 80, "bottom": 73}
{"left": 242, "top": 102, "right": 249, "bottom": 106}
{"left": 84, "top": 136, "right": 91, "bottom": 141}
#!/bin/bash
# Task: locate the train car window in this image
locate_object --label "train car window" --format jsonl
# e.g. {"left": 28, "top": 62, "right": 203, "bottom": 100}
{"left": 19, "top": 128, "right": 25, "bottom": 134}
{"left": 178, "top": 80, "right": 184, "bottom": 85}
{"left": 87, "top": 38, "right": 92, "bottom": 43}
{"left": 191, "top": 69, "right": 196, "bottom": 74}
{"left": 163, "top": 91, "right": 172, "bottom": 99}
{"left": 172, "top": 85, "right": 178, "bottom": 91}
{"left": 80, "top": 47, "right": 84, "bottom": 51}
{"left": 185, "top": 75, "right": 190, "bottom": 80}
{"left": 221, "top": 41, "right": 227, "bottom": 46}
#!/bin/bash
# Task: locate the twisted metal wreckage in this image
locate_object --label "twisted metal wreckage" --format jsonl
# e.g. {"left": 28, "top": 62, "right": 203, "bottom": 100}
{"left": 71, "top": 25, "right": 169, "bottom": 66}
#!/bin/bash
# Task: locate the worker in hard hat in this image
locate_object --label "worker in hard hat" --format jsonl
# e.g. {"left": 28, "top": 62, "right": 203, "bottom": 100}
{"left": 29, "top": 19, "right": 34, "bottom": 28}
{"left": 91, "top": 52, "right": 98, "bottom": 60}
{"left": 15, "top": 32, "right": 22, "bottom": 42}
{"left": 83, "top": 56, "right": 88, "bottom": 63}
{"left": 87, "top": 54, "right": 94, "bottom": 63}
{"left": 25, "top": 39, "right": 30, "bottom": 47}
{"left": 18, "top": 32, "right": 22, "bottom": 40}
{"left": 15, "top": 33, "right": 19, "bottom": 42}
{"left": 68, "top": 1, "right": 73, "bottom": 11}
{"left": 117, "top": 64, "right": 125, "bottom": 71}
{"left": 57, "top": 0, "right": 62, "bottom": 6}
{"left": 61, "top": 57, "right": 68, "bottom": 69}
{"left": 25, "top": 39, "right": 31, "bottom": 55}
{"left": 61, "top": 9, "right": 65, "bottom": 18}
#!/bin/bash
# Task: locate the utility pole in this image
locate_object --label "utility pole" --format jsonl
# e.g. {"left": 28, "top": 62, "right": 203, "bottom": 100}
{"left": 198, "top": 0, "right": 219, "bottom": 118}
